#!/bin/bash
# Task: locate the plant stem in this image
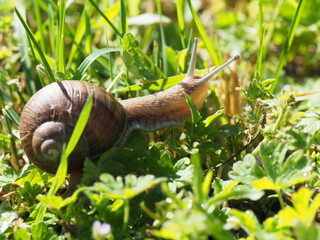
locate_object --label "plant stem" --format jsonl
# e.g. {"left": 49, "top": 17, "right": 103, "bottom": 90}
{"left": 122, "top": 199, "right": 130, "bottom": 235}
{"left": 107, "top": 68, "right": 126, "bottom": 92}
{"left": 276, "top": 189, "right": 285, "bottom": 209}
{"left": 271, "top": 106, "right": 286, "bottom": 135}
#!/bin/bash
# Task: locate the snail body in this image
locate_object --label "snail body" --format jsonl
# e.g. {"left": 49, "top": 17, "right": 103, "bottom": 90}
{"left": 19, "top": 38, "right": 239, "bottom": 174}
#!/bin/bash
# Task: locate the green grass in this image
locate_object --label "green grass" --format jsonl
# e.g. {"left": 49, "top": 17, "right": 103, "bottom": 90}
{"left": 0, "top": 0, "right": 319, "bottom": 239}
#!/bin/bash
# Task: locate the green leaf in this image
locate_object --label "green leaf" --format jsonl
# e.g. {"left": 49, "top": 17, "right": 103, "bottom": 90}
{"left": 227, "top": 209, "right": 261, "bottom": 234}
{"left": 123, "top": 33, "right": 139, "bottom": 51}
{"left": 230, "top": 140, "right": 313, "bottom": 191}
{"left": 36, "top": 195, "right": 71, "bottom": 210}
{"left": 31, "top": 222, "right": 58, "bottom": 240}
{"left": 279, "top": 150, "right": 311, "bottom": 187}
{"left": 2, "top": 106, "right": 20, "bottom": 125}
{"left": 229, "top": 154, "right": 265, "bottom": 184}
{"left": 191, "top": 150, "right": 203, "bottom": 203}
{"left": 0, "top": 162, "right": 19, "bottom": 189}
{"left": 260, "top": 141, "right": 287, "bottom": 182}
{"left": 278, "top": 188, "right": 320, "bottom": 228}
{"left": 186, "top": 0, "right": 220, "bottom": 66}
{"left": 219, "top": 124, "right": 240, "bottom": 137}
{"left": 0, "top": 211, "right": 17, "bottom": 233}
{"left": 13, "top": 228, "right": 31, "bottom": 240}
{"left": 74, "top": 48, "right": 120, "bottom": 80}
{"left": 203, "top": 109, "right": 224, "bottom": 127}
{"left": 296, "top": 112, "right": 320, "bottom": 135}
{"left": 88, "top": 0, "right": 122, "bottom": 37}
{"left": 185, "top": 93, "right": 202, "bottom": 124}
{"left": 272, "top": 0, "right": 307, "bottom": 92}
{"left": 93, "top": 174, "right": 166, "bottom": 200}
{"left": 208, "top": 180, "right": 264, "bottom": 207}
{"left": 14, "top": 7, "right": 55, "bottom": 83}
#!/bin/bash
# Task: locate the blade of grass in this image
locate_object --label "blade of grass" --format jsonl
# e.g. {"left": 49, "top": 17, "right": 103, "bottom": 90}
{"left": 2, "top": 106, "right": 20, "bottom": 125}
{"left": 271, "top": 0, "right": 307, "bottom": 92}
{"left": 48, "top": 1, "right": 56, "bottom": 61}
{"left": 49, "top": 93, "right": 94, "bottom": 196}
{"left": 67, "top": 2, "right": 93, "bottom": 68}
{"left": 74, "top": 48, "right": 120, "bottom": 80}
{"left": 33, "top": 0, "right": 46, "bottom": 53}
{"left": 120, "top": 0, "right": 128, "bottom": 36}
{"left": 14, "top": 7, "right": 55, "bottom": 83}
{"left": 186, "top": 0, "right": 221, "bottom": 66}
{"left": 256, "top": 0, "right": 264, "bottom": 76}
{"left": 85, "top": 7, "right": 93, "bottom": 53}
{"left": 191, "top": 149, "right": 204, "bottom": 203}
{"left": 262, "top": 0, "right": 284, "bottom": 61}
{"left": 12, "top": 5, "right": 37, "bottom": 93}
{"left": 57, "top": 0, "right": 66, "bottom": 73}
{"left": 155, "top": 0, "right": 168, "bottom": 75}
{"left": 176, "top": 0, "right": 186, "bottom": 48}
{"left": 33, "top": 94, "right": 94, "bottom": 223}
{"left": 88, "top": 0, "right": 122, "bottom": 37}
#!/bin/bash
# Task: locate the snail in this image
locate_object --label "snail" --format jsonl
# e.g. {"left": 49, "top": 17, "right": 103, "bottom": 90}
{"left": 19, "top": 38, "right": 239, "bottom": 175}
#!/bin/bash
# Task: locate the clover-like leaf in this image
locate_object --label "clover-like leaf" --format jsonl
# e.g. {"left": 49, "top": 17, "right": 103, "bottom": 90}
{"left": 229, "top": 154, "right": 265, "bottom": 184}
{"left": 92, "top": 174, "right": 166, "bottom": 200}
{"left": 230, "top": 140, "right": 313, "bottom": 191}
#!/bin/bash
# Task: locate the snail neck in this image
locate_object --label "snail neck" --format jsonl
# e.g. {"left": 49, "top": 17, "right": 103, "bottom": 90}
{"left": 119, "top": 79, "right": 210, "bottom": 132}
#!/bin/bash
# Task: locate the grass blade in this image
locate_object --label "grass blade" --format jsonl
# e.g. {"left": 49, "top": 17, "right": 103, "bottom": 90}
{"left": 155, "top": 0, "right": 168, "bottom": 75}
{"left": 33, "top": 0, "right": 46, "bottom": 53}
{"left": 256, "top": 0, "right": 264, "bottom": 76}
{"left": 186, "top": 0, "right": 221, "bottom": 66}
{"left": 176, "top": 0, "right": 186, "bottom": 48}
{"left": 14, "top": 7, "right": 56, "bottom": 83}
{"left": 88, "top": 0, "right": 122, "bottom": 37}
{"left": 49, "top": 93, "right": 94, "bottom": 196}
{"left": 67, "top": 2, "right": 93, "bottom": 68}
{"left": 120, "top": 0, "right": 128, "bottom": 36}
{"left": 74, "top": 48, "right": 120, "bottom": 80}
{"left": 84, "top": 7, "right": 92, "bottom": 54}
{"left": 271, "top": 0, "right": 307, "bottom": 92}
{"left": 57, "top": 0, "right": 66, "bottom": 73}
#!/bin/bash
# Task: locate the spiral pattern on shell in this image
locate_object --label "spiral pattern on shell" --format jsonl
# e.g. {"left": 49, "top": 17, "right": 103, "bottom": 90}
{"left": 19, "top": 81, "right": 127, "bottom": 174}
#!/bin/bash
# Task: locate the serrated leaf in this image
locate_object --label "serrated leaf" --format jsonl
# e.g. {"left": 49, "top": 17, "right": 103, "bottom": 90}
{"left": 260, "top": 141, "right": 287, "bottom": 182}
{"left": 230, "top": 140, "right": 312, "bottom": 191}
{"left": 229, "top": 154, "right": 265, "bottom": 184}
{"left": 93, "top": 174, "right": 166, "bottom": 200}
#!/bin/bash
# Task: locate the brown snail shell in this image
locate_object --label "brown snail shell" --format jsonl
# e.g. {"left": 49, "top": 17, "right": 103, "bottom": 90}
{"left": 19, "top": 38, "right": 239, "bottom": 174}
{"left": 19, "top": 81, "right": 127, "bottom": 173}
